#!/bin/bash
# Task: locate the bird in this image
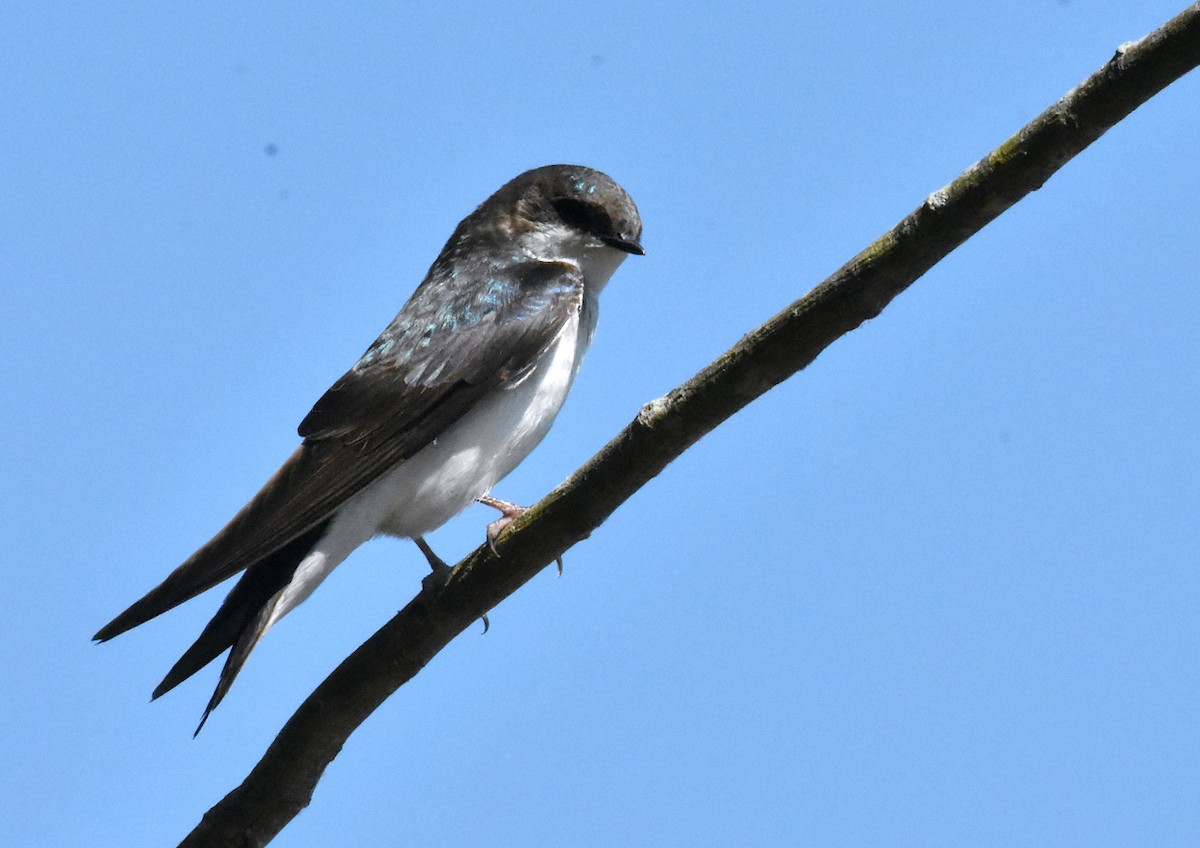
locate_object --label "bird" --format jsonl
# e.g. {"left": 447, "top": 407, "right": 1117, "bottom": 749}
{"left": 94, "top": 164, "right": 644, "bottom": 733}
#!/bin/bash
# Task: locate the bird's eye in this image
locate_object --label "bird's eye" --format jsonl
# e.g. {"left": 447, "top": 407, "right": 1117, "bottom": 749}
{"left": 550, "top": 197, "right": 609, "bottom": 236}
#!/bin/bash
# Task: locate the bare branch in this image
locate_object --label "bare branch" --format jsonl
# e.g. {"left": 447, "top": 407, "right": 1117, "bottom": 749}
{"left": 179, "top": 6, "right": 1200, "bottom": 846}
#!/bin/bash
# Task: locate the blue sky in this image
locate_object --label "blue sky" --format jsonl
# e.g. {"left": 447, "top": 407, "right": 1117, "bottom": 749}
{"left": 4, "top": 2, "right": 1199, "bottom": 845}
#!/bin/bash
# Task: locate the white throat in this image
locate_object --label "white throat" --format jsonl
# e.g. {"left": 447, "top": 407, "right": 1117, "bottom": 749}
{"left": 520, "top": 223, "right": 629, "bottom": 295}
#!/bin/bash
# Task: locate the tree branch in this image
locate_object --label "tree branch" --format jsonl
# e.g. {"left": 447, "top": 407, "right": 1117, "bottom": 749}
{"left": 179, "top": 6, "right": 1200, "bottom": 846}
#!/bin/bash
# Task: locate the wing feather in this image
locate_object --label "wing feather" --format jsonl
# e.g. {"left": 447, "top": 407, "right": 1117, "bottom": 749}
{"left": 94, "top": 260, "right": 584, "bottom": 641}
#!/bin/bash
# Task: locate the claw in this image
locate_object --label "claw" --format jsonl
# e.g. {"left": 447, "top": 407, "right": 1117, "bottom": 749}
{"left": 479, "top": 494, "right": 565, "bottom": 576}
{"left": 479, "top": 495, "right": 525, "bottom": 555}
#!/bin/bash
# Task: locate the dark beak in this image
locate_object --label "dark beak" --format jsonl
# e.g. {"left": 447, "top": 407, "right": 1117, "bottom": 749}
{"left": 602, "top": 235, "right": 645, "bottom": 256}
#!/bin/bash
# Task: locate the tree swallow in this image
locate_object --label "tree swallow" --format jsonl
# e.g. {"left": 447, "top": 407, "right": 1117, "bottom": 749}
{"left": 95, "top": 165, "right": 644, "bottom": 732}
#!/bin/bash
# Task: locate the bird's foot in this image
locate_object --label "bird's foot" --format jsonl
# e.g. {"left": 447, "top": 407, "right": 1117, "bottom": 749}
{"left": 478, "top": 494, "right": 525, "bottom": 553}
{"left": 477, "top": 495, "right": 564, "bottom": 576}
{"left": 413, "top": 536, "right": 489, "bottom": 633}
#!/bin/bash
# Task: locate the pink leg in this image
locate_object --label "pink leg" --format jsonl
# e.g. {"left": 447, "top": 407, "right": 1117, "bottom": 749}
{"left": 477, "top": 495, "right": 564, "bottom": 576}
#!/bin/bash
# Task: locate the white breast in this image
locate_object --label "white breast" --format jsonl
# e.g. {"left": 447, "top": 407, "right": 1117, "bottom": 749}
{"left": 264, "top": 310, "right": 590, "bottom": 630}
{"left": 354, "top": 310, "right": 587, "bottom": 539}
{"left": 262, "top": 244, "right": 627, "bottom": 630}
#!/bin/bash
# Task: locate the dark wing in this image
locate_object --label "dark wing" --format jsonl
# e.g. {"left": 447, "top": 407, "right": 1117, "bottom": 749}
{"left": 95, "top": 260, "right": 585, "bottom": 641}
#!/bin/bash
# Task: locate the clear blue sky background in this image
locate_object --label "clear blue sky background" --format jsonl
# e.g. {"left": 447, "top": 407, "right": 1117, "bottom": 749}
{"left": 4, "top": 3, "right": 1199, "bottom": 845}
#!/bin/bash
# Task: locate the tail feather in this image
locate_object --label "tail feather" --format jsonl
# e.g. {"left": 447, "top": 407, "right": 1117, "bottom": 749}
{"left": 192, "top": 601, "right": 277, "bottom": 736}
{"left": 149, "top": 519, "right": 330, "bottom": 733}
{"left": 93, "top": 446, "right": 323, "bottom": 643}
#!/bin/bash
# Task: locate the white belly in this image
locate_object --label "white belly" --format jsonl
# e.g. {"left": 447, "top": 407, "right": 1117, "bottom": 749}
{"left": 265, "top": 311, "right": 590, "bottom": 630}
{"left": 354, "top": 310, "right": 587, "bottom": 538}
{"left": 264, "top": 253, "right": 619, "bottom": 631}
